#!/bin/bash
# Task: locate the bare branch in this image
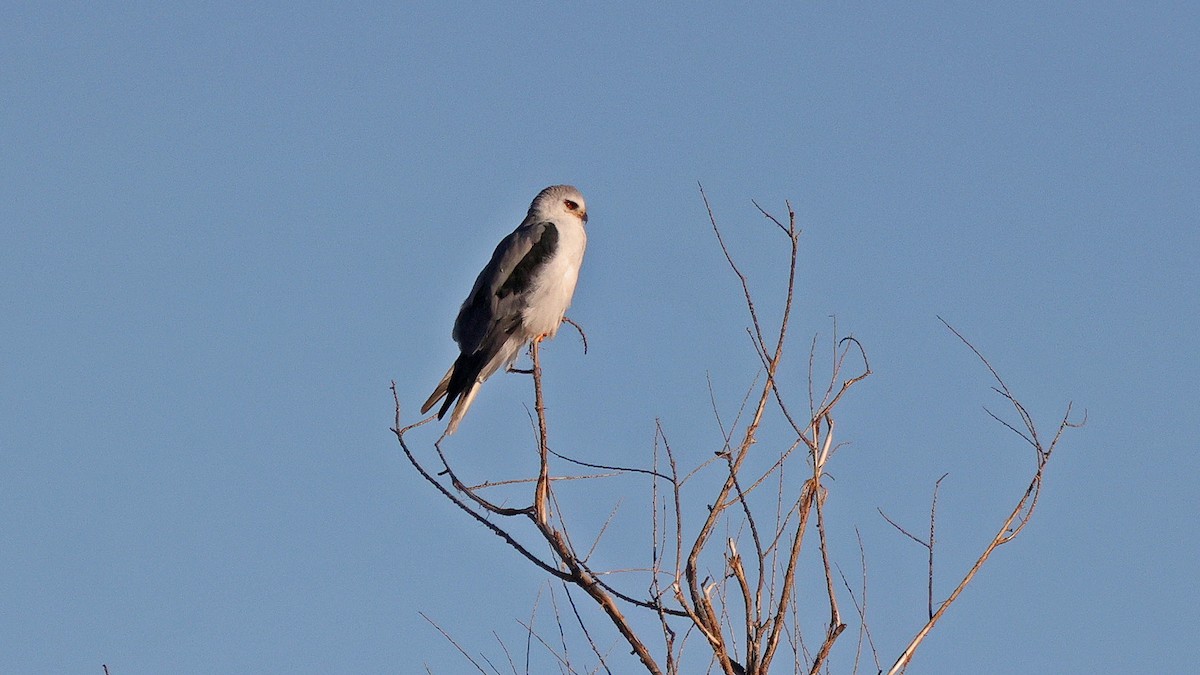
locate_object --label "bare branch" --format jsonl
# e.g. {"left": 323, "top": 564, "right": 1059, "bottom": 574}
{"left": 421, "top": 612, "right": 489, "bottom": 675}
{"left": 928, "top": 474, "right": 948, "bottom": 620}
{"left": 562, "top": 316, "right": 589, "bottom": 355}
{"left": 877, "top": 508, "right": 929, "bottom": 549}
{"left": 561, "top": 583, "right": 615, "bottom": 675}
{"left": 547, "top": 586, "right": 573, "bottom": 674}
{"left": 492, "top": 632, "right": 519, "bottom": 675}
{"left": 545, "top": 447, "right": 673, "bottom": 482}
{"left": 885, "top": 323, "right": 1082, "bottom": 674}
{"left": 515, "top": 617, "right": 578, "bottom": 674}
{"left": 839, "top": 529, "right": 881, "bottom": 675}
{"left": 465, "top": 473, "right": 622, "bottom": 491}
{"left": 809, "top": 480, "right": 846, "bottom": 675}
{"left": 700, "top": 183, "right": 769, "bottom": 358}
{"left": 584, "top": 498, "right": 623, "bottom": 563}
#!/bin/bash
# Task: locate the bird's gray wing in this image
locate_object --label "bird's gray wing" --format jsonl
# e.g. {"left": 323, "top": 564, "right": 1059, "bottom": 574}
{"left": 420, "top": 220, "right": 560, "bottom": 418}
{"left": 452, "top": 219, "right": 559, "bottom": 354}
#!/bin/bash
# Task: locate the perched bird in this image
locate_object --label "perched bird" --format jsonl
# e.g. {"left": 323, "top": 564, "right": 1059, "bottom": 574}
{"left": 422, "top": 185, "right": 588, "bottom": 434}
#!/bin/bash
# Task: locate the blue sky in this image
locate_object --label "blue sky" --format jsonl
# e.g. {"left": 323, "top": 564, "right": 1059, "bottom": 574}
{"left": 2, "top": 2, "right": 1197, "bottom": 673}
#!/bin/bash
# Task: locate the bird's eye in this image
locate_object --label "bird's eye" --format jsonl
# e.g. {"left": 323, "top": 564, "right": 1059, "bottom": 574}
{"left": 564, "top": 200, "right": 578, "bottom": 211}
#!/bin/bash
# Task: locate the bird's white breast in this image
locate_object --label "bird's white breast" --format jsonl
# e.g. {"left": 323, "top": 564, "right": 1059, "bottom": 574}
{"left": 521, "top": 217, "right": 587, "bottom": 338}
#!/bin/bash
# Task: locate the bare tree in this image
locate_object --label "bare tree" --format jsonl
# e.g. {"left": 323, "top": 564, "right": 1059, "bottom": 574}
{"left": 392, "top": 190, "right": 1082, "bottom": 674}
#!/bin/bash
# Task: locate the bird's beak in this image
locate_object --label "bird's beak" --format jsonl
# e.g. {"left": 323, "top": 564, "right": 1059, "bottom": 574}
{"left": 581, "top": 211, "right": 588, "bottom": 224}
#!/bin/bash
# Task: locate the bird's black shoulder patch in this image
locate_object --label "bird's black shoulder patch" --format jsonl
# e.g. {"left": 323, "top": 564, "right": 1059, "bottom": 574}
{"left": 496, "top": 222, "right": 558, "bottom": 299}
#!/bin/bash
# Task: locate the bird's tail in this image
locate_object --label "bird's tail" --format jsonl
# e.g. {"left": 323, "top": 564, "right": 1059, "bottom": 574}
{"left": 422, "top": 338, "right": 524, "bottom": 434}
{"left": 444, "top": 383, "right": 481, "bottom": 435}
{"left": 420, "top": 366, "right": 454, "bottom": 415}
{"left": 421, "top": 350, "right": 488, "bottom": 435}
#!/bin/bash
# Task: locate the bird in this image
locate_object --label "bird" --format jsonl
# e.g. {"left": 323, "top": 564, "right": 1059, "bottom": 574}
{"left": 421, "top": 185, "right": 588, "bottom": 434}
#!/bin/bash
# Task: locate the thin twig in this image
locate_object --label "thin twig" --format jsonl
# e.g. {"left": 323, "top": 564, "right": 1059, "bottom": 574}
{"left": 562, "top": 316, "right": 589, "bottom": 355}
{"left": 421, "top": 611, "right": 489, "bottom": 675}
{"left": 515, "top": 617, "right": 579, "bottom": 674}
{"left": 493, "top": 631, "right": 520, "bottom": 675}
{"left": 547, "top": 585, "right": 573, "bottom": 674}
{"left": 562, "top": 583, "right": 615, "bottom": 675}
{"left": 928, "top": 473, "right": 949, "bottom": 620}
{"left": 583, "top": 498, "right": 623, "bottom": 563}
{"left": 465, "top": 473, "right": 621, "bottom": 491}
{"left": 545, "top": 447, "right": 673, "bottom": 481}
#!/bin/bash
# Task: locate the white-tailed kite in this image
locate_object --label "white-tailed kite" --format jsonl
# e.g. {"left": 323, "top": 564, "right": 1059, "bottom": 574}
{"left": 422, "top": 185, "right": 588, "bottom": 434}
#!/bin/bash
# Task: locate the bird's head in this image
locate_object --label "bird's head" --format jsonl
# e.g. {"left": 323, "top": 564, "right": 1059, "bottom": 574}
{"left": 531, "top": 185, "right": 587, "bottom": 225}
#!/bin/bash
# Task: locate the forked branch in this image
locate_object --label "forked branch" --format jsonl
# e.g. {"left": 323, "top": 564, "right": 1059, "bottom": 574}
{"left": 885, "top": 323, "right": 1084, "bottom": 674}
